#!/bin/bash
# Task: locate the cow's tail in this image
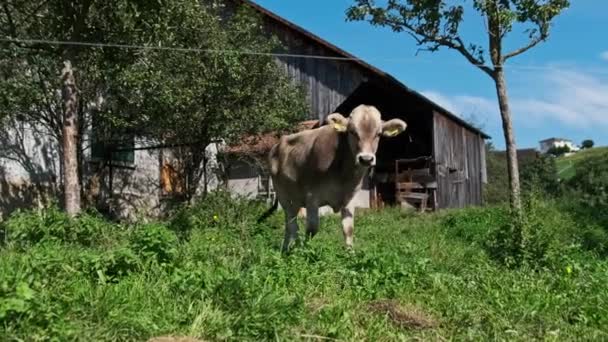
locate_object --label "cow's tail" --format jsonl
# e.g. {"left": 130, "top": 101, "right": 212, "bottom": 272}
{"left": 257, "top": 197, "right": 279, "bottom": 224}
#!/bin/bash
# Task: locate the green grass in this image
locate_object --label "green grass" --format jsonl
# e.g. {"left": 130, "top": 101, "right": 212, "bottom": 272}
{"left": 556, "top": 146, "right": 608, "bottom": 180}
{"left": 1, "top": 196, "right": 608, "bottom": 341}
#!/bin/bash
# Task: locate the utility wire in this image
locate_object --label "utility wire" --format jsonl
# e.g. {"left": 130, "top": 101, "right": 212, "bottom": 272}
{"left": 1, "top": 37, "right": 603, "bottom": 74}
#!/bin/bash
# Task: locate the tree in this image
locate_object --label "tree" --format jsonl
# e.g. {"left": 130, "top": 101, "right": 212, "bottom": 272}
{"left": 520, "top": 153, "right": 559, "bottom": 195}
{"left": 1, "top": 0, "right": 307, "bottom": 212}
{"left": 61, "top": 61, "right": 81, "bottom": 216}
{"left": 346, "top": 0, "right": 570, "bottom": 215}
{"left": 547, "top": 145, "right": 570, "bottom": 157}
{"left": 582, "top": 139, "right": 594, "bottom": 149}
{"left": 1, "top": 0, "right": 176, "bottom": 214}
{"left": 483, "top": 142, "right": 510, "bottom": 204}
{"left": 103, "top": 2, "right": 308, "bottom": 200}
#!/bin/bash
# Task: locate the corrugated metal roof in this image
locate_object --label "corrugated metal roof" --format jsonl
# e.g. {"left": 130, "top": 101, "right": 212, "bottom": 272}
{"left": 238, "top": 0, "right": 491, "bottom": 139}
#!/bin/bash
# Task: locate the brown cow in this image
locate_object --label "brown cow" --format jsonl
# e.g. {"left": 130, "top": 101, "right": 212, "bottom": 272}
{"left": 257, "top": 105, "right": 407, "bottom": 252}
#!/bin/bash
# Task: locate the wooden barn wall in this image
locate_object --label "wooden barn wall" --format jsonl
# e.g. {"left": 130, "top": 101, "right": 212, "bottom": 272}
{"left": 433, "top": 112, "right": 484, "bottom": 209}
{"left": 263, "top": 21, "right": 370, "bottom": 121}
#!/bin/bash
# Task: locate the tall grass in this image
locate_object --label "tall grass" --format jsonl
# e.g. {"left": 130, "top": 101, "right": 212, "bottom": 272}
{"left": 1, "top": 191, "right": 608, "bottom": 341}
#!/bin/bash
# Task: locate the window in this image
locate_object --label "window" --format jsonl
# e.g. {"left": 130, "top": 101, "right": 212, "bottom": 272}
{"left": 90, "top": 113, "right": 135, "bottom": 164}
{"left": 160, "top": 150, "right": 186, "bottom": 197}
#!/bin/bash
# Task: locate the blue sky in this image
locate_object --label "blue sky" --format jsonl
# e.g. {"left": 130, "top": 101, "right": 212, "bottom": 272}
{"left": 251, "top": 0, "right": 608, "bottom": 150}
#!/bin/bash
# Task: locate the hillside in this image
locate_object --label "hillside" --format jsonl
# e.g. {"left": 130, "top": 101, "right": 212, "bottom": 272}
{"left": 556, "top": 147, "right": 608, "bottom": 180}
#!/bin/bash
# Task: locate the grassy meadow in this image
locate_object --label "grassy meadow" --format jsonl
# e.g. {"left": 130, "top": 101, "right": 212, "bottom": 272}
{"left": 1, "top": 191, "right": 608, "bottom": 341}
{"left": 556, "top": 146, "right": 608, "bottom": 181}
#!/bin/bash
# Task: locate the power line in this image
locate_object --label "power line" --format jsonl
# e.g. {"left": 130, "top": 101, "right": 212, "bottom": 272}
{"left": 2, "top": 36, "right": 602, "bottom": 74}
{"left": 0, "top": 37, "right": 377, "bottom": 62}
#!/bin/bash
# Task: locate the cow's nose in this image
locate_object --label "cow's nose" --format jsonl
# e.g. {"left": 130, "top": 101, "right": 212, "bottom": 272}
{"left": 357, "top": 154, "right": 375, "bottom": 166}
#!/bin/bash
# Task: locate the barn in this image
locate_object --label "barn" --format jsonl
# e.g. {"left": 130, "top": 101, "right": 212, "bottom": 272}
{"left": 221, "top": 0, "right": 489, "bottom": 212}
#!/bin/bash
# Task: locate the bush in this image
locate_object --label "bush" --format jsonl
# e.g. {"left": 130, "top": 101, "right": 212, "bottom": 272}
{"left": 1, "top": 206, "right": 116, "bottom": 248}
{"left": 483, "top": 145, "right": 559, "bottom": 204}
{"left": 582, "top": 139, "right": 594, "bottom": 149}
{"left": 580, "top": 225, "right": 608, "bottom": 256}
{"left": 485, "top": 193, "right": 574, "bottom": 269}
{"left": 0, "top": 244, "right": 88, "bottom": 339}
{"left": 130, "top": 223, "right": 178, "bottom": 265}
{"left": 169, "top": 190, "right": 270, "bottom": 239}
{"left": 82, "top": 247, "right": 141, "bottom": 283}
{"left": 442, "top": 205, "right": 509, "bottom": 244}
{"left": 547, "top": 145, "right": 571, "bottom": 157}
{"left": 566, "top": 154, "right": 608, "bottom": 212}
{"left": 521, "top": 154, "right": 560, "bottom": 196}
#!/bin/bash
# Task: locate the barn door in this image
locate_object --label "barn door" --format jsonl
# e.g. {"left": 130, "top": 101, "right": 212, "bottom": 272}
{"left": 433, "top": 113, "right": 469, "bottom": 209}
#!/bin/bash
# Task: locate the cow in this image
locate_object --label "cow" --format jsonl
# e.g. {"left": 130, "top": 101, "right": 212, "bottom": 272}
{"left": 257, "top": 104, "right": 407, "bottom": 252}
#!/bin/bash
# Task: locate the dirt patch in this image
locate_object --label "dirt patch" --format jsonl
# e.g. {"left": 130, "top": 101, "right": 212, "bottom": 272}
{"left": 147, "top": 337, "right": 207, "bottom": 342}
{"left": 367, "top": 300, "right": 438, "bottom": 330}
{"left": 306, "top": 297, "right": 332, "bottom": 315}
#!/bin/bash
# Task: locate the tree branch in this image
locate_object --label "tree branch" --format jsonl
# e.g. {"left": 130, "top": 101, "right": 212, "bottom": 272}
{"left": 503, "top": 35, "right": 544, "bottom": 60}
{"left": 447, "top": 37, "right": 494, "bottom": 77}
{"left": 351, "top": 1, "right": 494, "bottom": 78}
{"left": 2, "top": 2, "right": 17, "bottom": 36}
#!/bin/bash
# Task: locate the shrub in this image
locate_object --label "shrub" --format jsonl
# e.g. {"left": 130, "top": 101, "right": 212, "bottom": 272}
{"left": 2, "top": 206, "right": 69, "bottom": 247}
{"left": 521, "top": 154, "right": 560, "bottom": 196}
{"left": 483, "top": 145, "right": 559, "bottom": 204}
{"left": 82, "top": 247, "right": 141, "bottom": 283}
{"left": 1, "top": 206, "right": 117, "bottom": 248}
{"left": 580, "top": 225, "right": 608, "bottom": 256}
{"left": 484, "top": 193, "right": 574, "bottom": 269}
{"left": 442, "top": 205, "right": 509, "bottom": 244}
{"left": 168, "top": 190, "right": 269, "bottom": 238}
{"left": 581, "top": 139, "right": 594, "bottom": 149}
{"left": 547, "top": 145, "right": 571, "bottom": 157}
{"left": 566, "top": 154, "right": 608, "bottom": 212}
{"left": 130, "top": 223, "right": 178, "bottom": 265}
{"left": 0, "top": 244, "right": 85, "bottom": 340}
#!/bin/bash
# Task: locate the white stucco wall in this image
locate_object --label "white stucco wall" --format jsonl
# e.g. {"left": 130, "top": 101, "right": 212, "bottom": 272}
{"left": 0, "top": 121, "right": 61, "bottom": 218}
{"left": 540, "top": 139, "right": 579, "bottom": 154}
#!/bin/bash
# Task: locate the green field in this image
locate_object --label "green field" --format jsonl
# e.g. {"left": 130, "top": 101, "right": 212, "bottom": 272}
{"left": 2, "top": 194, "right": 608, "bottom": 341}
{"left": 556, "top": 147, "right": 608, "bottom": 181}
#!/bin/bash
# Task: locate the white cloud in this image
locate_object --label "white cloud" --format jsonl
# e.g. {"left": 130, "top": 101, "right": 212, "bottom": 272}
{"left": 420, "top": 90, "right": 498, "bottom": 130}
{"left": 420, "top": 91, "right": 459, "bottom": 114}
{"left": 513, "top": 68, "right": 608, "bottom": 129}
{"left": 600, "top": 51, "right": 608, "bottom": 61}
{"left": 422, "top": 65, "right": 608, "bottom": 132}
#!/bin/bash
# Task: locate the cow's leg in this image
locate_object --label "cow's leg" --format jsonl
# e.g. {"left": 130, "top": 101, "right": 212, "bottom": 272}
{"left": 282, "top": 206, "right": 299, "bottom": 253}
{"left": 305, "top": 202, "right": 320, "bottom": 239}
{"left": 341, "top": 202, "right": 355, "bottom": 249}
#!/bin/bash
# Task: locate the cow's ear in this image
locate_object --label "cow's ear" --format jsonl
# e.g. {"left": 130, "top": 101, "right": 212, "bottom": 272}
{"left": 381, "top": 119, "right": 407, "bottom": 137}
{"left": 326, "top": 113, "right": 349, "bottom": 133}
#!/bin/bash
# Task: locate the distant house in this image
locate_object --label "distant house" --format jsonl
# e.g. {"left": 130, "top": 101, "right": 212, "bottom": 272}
{"left": 539, "top": 138, "right": 579, "bottom": 154}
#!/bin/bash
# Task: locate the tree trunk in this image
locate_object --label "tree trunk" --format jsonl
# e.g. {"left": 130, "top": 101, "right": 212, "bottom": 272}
{"left": 61, "top": 60, "right": 81, "bottom": 216}
{"left": 493, "top": 68, "right": 522, "bottom": 214}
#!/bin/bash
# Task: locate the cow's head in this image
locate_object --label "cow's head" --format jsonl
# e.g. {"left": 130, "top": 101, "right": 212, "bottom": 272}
{"left": 326, "top": 105, "right": 407, "bottom": 167}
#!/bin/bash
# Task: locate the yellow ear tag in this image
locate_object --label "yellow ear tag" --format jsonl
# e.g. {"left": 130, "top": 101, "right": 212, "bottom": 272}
{"left": 334, "top": 123, "right": 347, "bottom": 132}
{"left": 385, "top": 128, "right": 399, "bottom": 137}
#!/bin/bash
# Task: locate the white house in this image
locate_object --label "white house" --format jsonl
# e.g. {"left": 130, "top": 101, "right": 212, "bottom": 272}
{"left": 539, "top": 137, "right": 580, "bottom": 154}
